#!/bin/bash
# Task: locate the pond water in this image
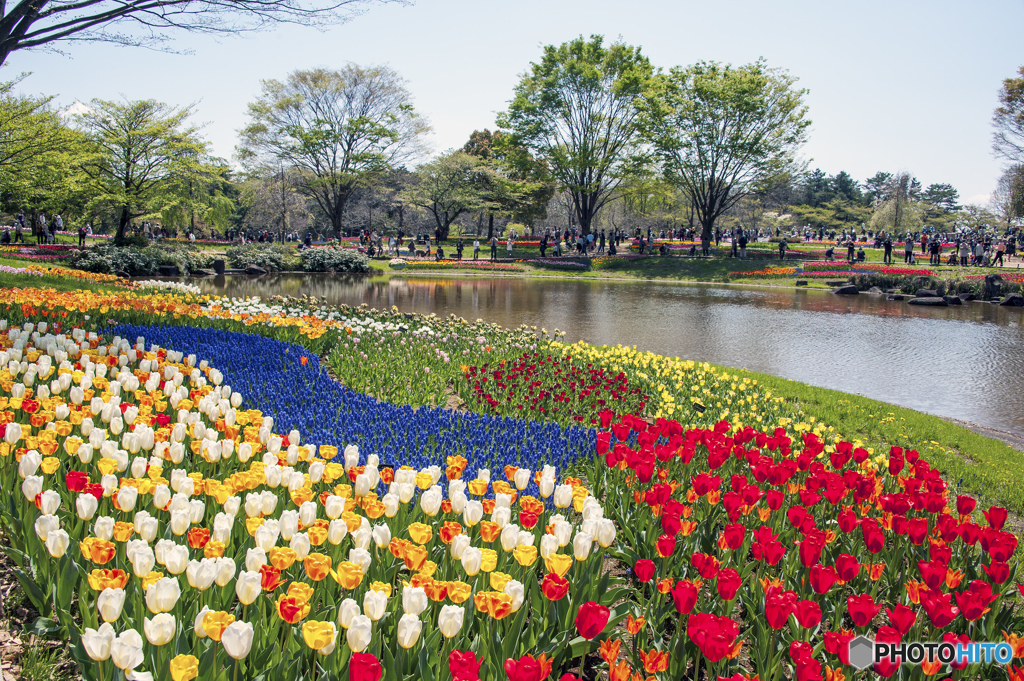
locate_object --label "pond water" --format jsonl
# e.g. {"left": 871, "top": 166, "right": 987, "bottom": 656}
{"left": 185, "top": 273, "right": 1024, "bottom": 437}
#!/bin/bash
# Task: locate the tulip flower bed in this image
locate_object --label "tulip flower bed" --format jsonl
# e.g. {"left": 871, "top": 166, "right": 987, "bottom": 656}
{"left": 593, "top": 415, "right": 1024, "bottom": 681}
{"left": 0, "top": 264, "right": 43, "bottom": 276}
{"left": 0, "top": 320, "right": 620, "bottom": 681}
{"left": 402, "top": 262, "right": 525, "bottom": 273}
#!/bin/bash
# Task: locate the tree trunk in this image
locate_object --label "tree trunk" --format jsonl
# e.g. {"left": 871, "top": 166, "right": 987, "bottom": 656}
{"left": 487, "top": 214, "right": 494, "bottom": 239}
{"left": 117, "top": 206, "right": 130, "bottom": 242}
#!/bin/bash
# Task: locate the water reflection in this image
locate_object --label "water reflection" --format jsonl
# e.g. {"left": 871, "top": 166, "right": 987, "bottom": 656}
{"left": 188, "top": 273, "right": 1024, "bottom": 437}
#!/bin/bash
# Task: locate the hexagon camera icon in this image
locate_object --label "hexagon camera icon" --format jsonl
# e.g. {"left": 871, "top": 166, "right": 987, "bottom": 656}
{"left": 848, "top": 635, "right": 875, "bottom": 671}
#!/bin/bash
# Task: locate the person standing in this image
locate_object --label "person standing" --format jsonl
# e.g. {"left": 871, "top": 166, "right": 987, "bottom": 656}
{"left": 904, "top": 234, "right": 914, "bottom": 264}
{"left": 507, "top": 234, "right": 514, "bottom": 258}
{"left": 77, "top": 223, "right": 86, "bottom": 248}
{"left": 489, "top": 235, "right": 498, "bottom": 261}
{"left": 456, "top": 238, "right": 464, "bottom": 261}
{"left": 883, "top": 235, "right": 892, "bottom": 264}
{"left": 473, "top": 238, "right": 480, "bottom": 260}
{"left": 36, "top": 213, "right": 46, "bottom": 245}
{"left": 995, "top": 239, "right": 1005, "bottom": 267}
{"left": 778, "top": 237, "right": 788, "bottom": 260}
{"left": 598, "top": 230, "right": 605, "bottom": 254}
{"left": 739, "top": 230, "right": 748, "bottom": 258}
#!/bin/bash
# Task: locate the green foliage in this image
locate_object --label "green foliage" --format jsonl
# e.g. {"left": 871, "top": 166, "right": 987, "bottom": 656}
{"left": 299, "top": 246, "right": 370, "bottom": 272}
{"left": 69, "top": 243, "right": 159, "bottom": 276}
{"left": 226, "top": 243, "right": 291, "bottom": 271}
{"left": 238, "top": 66, "right": 429, "bottom": 238}
{"left": 400, "top": 150, "right": 491, "bottom": 239}
{"left": 498, "top": 35, "right": 654, "bottom": 234}
{"left": 643, "top": 58, "right": 811, "bottom": 240}
{"left": 993, "top": 65, "right": 1024, "bottom": 163}
{"left": 76, "top": 98, "right": 208, "bottom": 240}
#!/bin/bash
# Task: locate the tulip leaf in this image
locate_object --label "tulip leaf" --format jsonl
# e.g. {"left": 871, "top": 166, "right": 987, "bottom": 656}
{"left": 12, "top": 565, "right": 48, "bottom": 614}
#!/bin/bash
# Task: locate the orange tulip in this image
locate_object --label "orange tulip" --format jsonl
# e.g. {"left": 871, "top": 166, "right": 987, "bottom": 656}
{"left": 276, "top": 594, "right": 311, "bottom": 623}
{"left": 304, "top": 553, "right": 332, "bottom": 581}
{"left": 609, "top": 660, "right": 632, "bottom": 681}
{"left": 626, "top": 614, "right": 645, "bottom": 635}
{"left": 80, "top": 538, "right": 116, "bottom": 565}
{"left": 479, "top": 521, "right": 500, "bottom": 543}
{"left": 600, "top": 639, "right": 621, "bottom": 665}
{"left": 639, "top": 649, "right": 669, "bottom": 674}
{"left": 187, "top": 527, "right": 210, "bottom": 549}
{"left": 440, "top": 522, "right": 463, "bottom": 544}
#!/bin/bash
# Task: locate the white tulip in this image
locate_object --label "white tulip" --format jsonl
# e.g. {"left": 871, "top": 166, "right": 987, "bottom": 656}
{"left": 45, "top": 529, "right": 69, "bottom": 558}
{"left": 144, "top": 613, "right": 176, "bottom": 646}
{"left": 290, "top": 532, "right": 311, "bottom": 560}
{"left": 110, "top": 630, "right": 144, "bottom": 671}
{"left": 540, "top": 534, "right": 559, "bottom": 559}
{"left": 461, "top": 547, "right": 482, "bottom": 577}
{"left": 346, "top": 615, "right": 372, "bottom": 653}
{"left": 245, "top": 547, "right": 267, "bottom": 572}
{"left": 81, "top": 623, "right": 115, "bottom": 661}
{"left": 235, "top": 571, "right": 262, "bottom": 605}
{"left": 463, "top": 500, "right": 483, "bottom": 526}
{"left": 145, "top": 577, "right": 180, "bottom": 614}
{"left": 438, "top": 604, "right": 464, "bottom": 638}
{"left": 371, "top": 524, "right": 391, "bottom": 548}
{"left": 21, "top": 475, "right": 42, "bottom": 502}
{"left": 97, "top": 587, "right": 126, "bottom": 622}
{"left": 397, "top": 613, "right": 422, "bottom": 649}
{"left": 514, "top": 468, "right": 531, "bottom": 490}
{"left": 420, "top": 486, "right": 442, "bottom": 516}
{"left": 34, "top": 514, "right": 59, "bottom": 542}
{"left": 39, "top": 489, "right": 60, "bottom": 515}
{"left": 222, "top": 621, "right": 254, "bottom": 660}
{"left": 504, "top": 580, "right": 525, "bottom": 612}
{"left": 402, "top": 586, "right": 428, "bottom": 616}
{"left": 337, "top": 598, "right": 360, "bottom": 629}
{"left": 363, "top": 589, "right": 387, "bottom": 621}
{"left": 573, "top": 532, "right": 593, "bottom": 561}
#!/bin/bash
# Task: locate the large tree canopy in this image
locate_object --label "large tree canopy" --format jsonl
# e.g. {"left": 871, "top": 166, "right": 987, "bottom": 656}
{"left": 643, "top": 59, "right": 810, "bottom": 240}
{"left": 498, "top": 35, "right": 653, "bottom": 235}
{"left": 238, "top": 65, "right": 428, "bottom": 239}
{"left": 0, "top": 0, "right": 394, "bottom": 67}
{"left": 77, "top": 98, "right": 207, "bottom": 240}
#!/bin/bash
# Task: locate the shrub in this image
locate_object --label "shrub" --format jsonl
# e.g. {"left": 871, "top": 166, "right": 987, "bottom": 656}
{"left": 300, "top": 246, "right": 371, "bottom": 273}
{"left": 68, "top": 243, "right": 159, "bottom": 276}
{"left": 226, "top": 243, "right": 291, "bottom": 271}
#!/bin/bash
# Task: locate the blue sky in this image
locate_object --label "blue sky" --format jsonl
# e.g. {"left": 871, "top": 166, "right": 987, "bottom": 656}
{"left": 9, "top": 0, "right": 1022, "bottom": 203}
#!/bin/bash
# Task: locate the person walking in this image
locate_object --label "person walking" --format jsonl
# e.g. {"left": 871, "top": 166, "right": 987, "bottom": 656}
{"left": 995, "top": 239, "right": 1005, "bottom": 267}
{"left": 598, "top": 230, "right": 605, "bottom": 254}
{"left": 778, "top": 237, "right": 788, "bottom": 260}
{"left": 77, "top": 223, "right": 86, "bottom": 248}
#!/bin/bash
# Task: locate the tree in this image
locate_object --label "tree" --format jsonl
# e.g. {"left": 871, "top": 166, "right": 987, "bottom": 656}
{"left": 237, "top": 166, "right": 311, "bottom": 235}
{"left": 76, "top": 98, "right": 206, "bottom": 241}
{"left": 990, "top": 165, "right": 1024, "bottom": 225}
{"left": 993, "top": 66, "right": 1024, "bottom": 163}
{"left": 498, "top": 35, "right": 653, "bottom": 236}
{"left": 863, "top": 172, "right": 893, "bottom": 205}
{"left": 870, "top": 171, "right": 919, "bottom": 235}
{"left": 643, "top": 58, "right": 810, "bottom": 241}
{"left": 921, "top": 183, "right": 961, "bottom": 213}
{"left": 0, "top": 0, "right": 391, "bottom": 68}
{"left": 831, "top": 171, "right": 861, "bottom": 204}
{"left": 238, "top": 65, "right": 428, "bottom": 240}
{"left": 400, "top": 150, "right": 491, "bottom": 240}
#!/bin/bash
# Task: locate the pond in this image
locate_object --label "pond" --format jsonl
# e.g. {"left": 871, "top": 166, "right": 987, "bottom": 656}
{"left": 185, "top": 272, "right": 1024, "bottom": 438}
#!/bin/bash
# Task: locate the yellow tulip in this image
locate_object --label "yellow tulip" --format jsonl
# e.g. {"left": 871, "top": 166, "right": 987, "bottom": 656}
{"left": 287, "top": 582, "right": 315, "bottom": 604}
{"left": 302, "top": 620, "right": 337, "bottom": 651}
{"left": 169, "top": 654, "right": 199, "bottom": 681}
{"left": 407, "top": 523, "right": 432, "bottom": 545}
{"left": 304, "top": 553, "right": 332, "bottom": 581}
{"left": 414, "top": 471, "right": 433, "bottom": 490}
{"left": 369, "top": 581, "right": 392, "bottom": 597}
{"left": 268, "top": 547, "right": 298, "bottom": 570}
{"left": 202, "top": 611, "right": 235, "bottom": 642}
{"left": 513, "top": 545, "right": 538, "bottom": 567}
{"left": 489, "top": 571, "right": 512, "bottom": 591}
{"left": 545, "top": 553, "right": 574, "bottom": 578}
{"left": 331, "top": 562, "right": 363, "bottom": 590}
{"left": 142, "top": 571, "right": 164, "bottom": 591}
{"left": 447, "top": 581, "right": 472, "bottom": 604}
{"left": 479, "top": 548, "right": 497, "bottom": 573}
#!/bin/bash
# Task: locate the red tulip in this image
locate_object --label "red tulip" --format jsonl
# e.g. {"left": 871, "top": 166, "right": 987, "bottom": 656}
{"left": 920, "top": 590, "right": 959, "bottom": 628}
{"left": 956, "top": 495, "right": 976, "bottom": 516}
{"left": 809, "top": 564, "right": 838, "bottom": 594}
{"left": 715, "top": 568, "right": 741, "bottom": 601}
{"left": 349, "top": 653, "right": 382, "bottom": 681}
{"left": 574, "top": 601, "right": 610, "bottom": 640}
{"left": 670, "top": 579, "right": 698, "bottom": 614}
{"left": 765, "top": 591, "right": 797, "bottom": 629}
{"left": 795, "top": 658, "right": 823, "bottom": 681}
{"left": 449, "top": 650, "right": 482, "bottom": 681}
{"left": 886, "top": 603, "right": 917, "bottom": 636}
{"left": 541, "top": 573, "right": 569, "bottom": 601}
{"left": 824, "top": 630, "right": 854, "bottom": 665}
{"left": 983, "top": 506, "right": 1008, "bottom": 530}
{"left": 655, "top": 534, "right": 676, "bottom": 558}
{"left": 955, "top": 580, "right": 996, "bottom": 621}
{"left": 942, "top": 632, "right": 971, "bottom": 670}
{"left": 835, "top": 554, "right": 860, "bottom": 582}
{"left": 504, "top": 655, "right": 545, "bottom": 681}
{"left": 983, "top": 561, "right": 1010, "bottom": 585}
{"left": 846, "top": 594, "right": 881, "bottom": 628}
{"left": 65, "top": 470, "right": 89, "bottom": 493}
{"left": 917, "top": 560, "right": 947, "bottom": 590}
{"left": 691, "top": 553, "right": 720, "bottom": 579}
{"left": 634, "top": 559, "right": 655, "bottom": 583}
{"left": 687, "top": 612, "right": 739, "bottom": 662}
{"left": 794, "top": 600, "right": 822, "bottom": 628}
{"left": 721, "top": 523, "right": 745, "bottom": 550}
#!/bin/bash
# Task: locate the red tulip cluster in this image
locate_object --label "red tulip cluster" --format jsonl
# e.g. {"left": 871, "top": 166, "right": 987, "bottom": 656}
{"left": 593, "top": 414, "right": 1024, "bottom": 680}
{"left": 462, "top": 353, "right": 647, "bottom": 425}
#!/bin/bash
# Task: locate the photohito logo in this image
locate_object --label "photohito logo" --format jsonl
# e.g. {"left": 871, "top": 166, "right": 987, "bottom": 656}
{"left": 847, "top": 636, "right": 1014, "bottom": 671}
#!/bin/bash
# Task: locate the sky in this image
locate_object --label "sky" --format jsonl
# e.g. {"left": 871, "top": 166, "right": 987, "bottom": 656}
{"left": 8, "top": 0, "right": 1022, "bottom": 204}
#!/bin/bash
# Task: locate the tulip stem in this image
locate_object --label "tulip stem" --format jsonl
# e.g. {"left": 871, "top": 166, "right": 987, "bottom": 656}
{"left": 233, "top": 659, "right": 240, "bottom": 681}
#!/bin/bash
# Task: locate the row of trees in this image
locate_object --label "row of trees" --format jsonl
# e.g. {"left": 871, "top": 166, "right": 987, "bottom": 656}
{"left": 7, "top": 37, "right": 1021, "bottom": 244}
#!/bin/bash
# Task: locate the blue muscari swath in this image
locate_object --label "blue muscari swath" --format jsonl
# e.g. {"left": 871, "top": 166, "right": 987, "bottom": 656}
{"left": 109, "top": 325, "right": 596, "bottom": 494}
